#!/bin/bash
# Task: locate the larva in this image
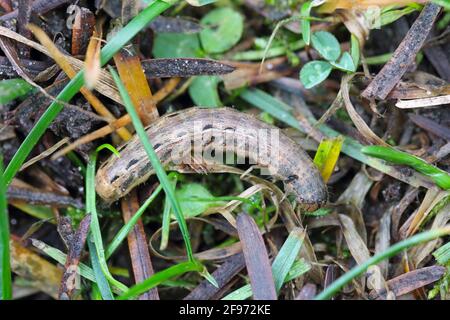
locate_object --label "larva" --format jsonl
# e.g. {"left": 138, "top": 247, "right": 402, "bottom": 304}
{"left": 95, "top": 107, "right": 328, "bottom": 210}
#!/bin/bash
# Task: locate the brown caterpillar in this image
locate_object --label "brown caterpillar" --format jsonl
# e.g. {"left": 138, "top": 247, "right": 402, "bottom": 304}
{"left": 95, "top": 107, "right": 328, "bottom": 210}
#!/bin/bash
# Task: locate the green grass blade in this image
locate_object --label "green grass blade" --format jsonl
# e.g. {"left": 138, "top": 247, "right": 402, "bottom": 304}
{"left": 87, "top": 148, "right": 129, "bottom": 297}
{"left": 301, "top": 1, "right": 312, "bottom": 45}
{"left": 240, "top": 88, "right": 302, "bottom": 130}
{"left": 117, "top": 261, "right": 203, "bottom": 300}
{"left": 433, "top": 241, "right": 450, "bottom": 265}
{"left": 315, "top": 226, "right": 450, "bottom": 300}
{"left": 105, "top": 184, "right": 163, "bottom": 259}
{"left": 109, "top": 67, "right": 195, "bottom": 262}
{"left": 31, "top": 238, "right": 124, "bottom": 295}
{"left": 362, "top": 146, "right": 450, "bottom": 190}
{"left": 272, "top": 228, "right": 305, "bottom": 292}
{"left": 2, "top": 0, "right": 173, "bottom": 187}
{"left": 161, "top": 175, "right": 178, "bottom": 250}
{"left": 0, "top": 156, "right": 12, "bottom": 300}
{"left": 87, "top": 239, "right": 115, "bottom": 300}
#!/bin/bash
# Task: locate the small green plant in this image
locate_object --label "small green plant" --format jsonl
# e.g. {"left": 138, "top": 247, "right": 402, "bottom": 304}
{"left": 0, "top": 78, "right": 34, "bottom": 104}
{"left": 300, "top": 31, "right": 357, "bottom": 89}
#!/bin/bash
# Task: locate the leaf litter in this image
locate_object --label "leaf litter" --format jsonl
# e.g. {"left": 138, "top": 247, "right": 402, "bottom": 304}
{"left": 0, "top": 0, "right": 449, "bottom": 301}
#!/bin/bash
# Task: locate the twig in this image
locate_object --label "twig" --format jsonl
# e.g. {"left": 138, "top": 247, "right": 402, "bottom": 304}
{"left": 0, "top": 0, "right": 73, "bottom": 21}
{"left": 121, "top": 191, "right": 159, "bottom": 300}
{"left": 362, "top": 3, "right": 442, "bottom": 100}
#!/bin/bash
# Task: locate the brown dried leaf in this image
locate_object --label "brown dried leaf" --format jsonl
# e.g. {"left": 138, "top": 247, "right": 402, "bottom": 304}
{"left": 71, "top": 7, "right": 95, "bottom": 56}
{"left": 184, "top": 253, "right": 245, "bottom": 300}
{"left": 236, "top": 212, "right": 277, "bottom": 300}
{"left": 58, "top": 215, "right": 91, "bottom": 300}
{"left": 84, "top": 27, "right": 102, "bottom": 90}
{"left": 10, "top": 238, "right": 62, "bottom": 299}
{"left": 341, "top": 74, "right": 389, "bottom": 146}
{"left": 369, "top": 266, "right": 446, "bottom": 299}
{"left": 114, "top": 52, "right": 158, "bottom": 126}
{"left": 142, "top": 58, "right": 235, "bottom": 78}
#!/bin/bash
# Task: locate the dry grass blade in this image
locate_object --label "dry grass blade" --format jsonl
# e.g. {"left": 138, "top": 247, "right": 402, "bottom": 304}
{"left": 369, "top": 266, "right": 446, "bottom": 299}
{"left": 396, "top": 94, "right": 450, "bottom": 109}
{"left": 0, "top": 36, "right": 67, "bottom": 107}
{"left": 58, "top": 215, "right": 91, "bottom": 300}
{"left": 114, "top": 52, "right": 158, "bottom": 125}
{"left": 411, "top": 202, "right": 450, "bottom": 267}
{"left": 71, "top": 7, "right": 95, "bottom": 56}
{"left": 403, "top": 188, "right": 449, "bottom": 237}
{"left": 184, "top": 253, "right": 245, "bottom": 300}
{"left": 341, "top": 74, "right": 389, "bottom": 146}
{"left": 27, "top": 23, "right": 132, "bottom": 141}
{"left": 0, "top": 0, "right": 70, "bottom": 21}
{"left": 338, "top": 214, "right": 371, "bottom": 264}
{"left": 409, "top": 114, "right": 450, "bottom": 141}
{"left": 51, "top": 78, "right": 180, "bottom": 159}
{"left": 20, "top": 137, "right": 69, "bottom": 171}
{"left": 236, "top": 213, "right": 277, "bottom": 300}
{"left": 0, "top": 25, "right": 123, "bottom": 105}
{"left": 7, "top": 186, "right": 83, "bottom": 209}
{"left": 375, "top": 209, "right": 391, "bottom": 278}
{"left": 338, "top": 214, "right": 387, "bottom": 295}
{"left": 11, "top": 238, "right": 62, "bottom": 299}
{"left": 84, "top": 26, "right": 102, "bottom": 90}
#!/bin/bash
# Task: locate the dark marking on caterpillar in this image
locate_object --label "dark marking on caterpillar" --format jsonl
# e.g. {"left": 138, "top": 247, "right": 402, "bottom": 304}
{"left": 203, "top": 124, "right": 213, "bottom": 131}
{"left": 153, "top": 143, "right": 162, "bottom": 150}
{"left": 126, "top": 159, "right": 139, "bottom": 170}
{"left": 286, "top": 175, "right": 299, "bottom": 183}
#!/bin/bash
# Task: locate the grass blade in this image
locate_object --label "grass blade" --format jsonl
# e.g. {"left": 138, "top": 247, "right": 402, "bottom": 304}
{"left": 239, "top": 88, "right": 302, "bottom": 130}
{"left": 86, "top": 146, "right": 129, "bottom": 298}
{"left": 301, "top": 1, "right": 312, "bottom": 45}
{"left": 222, "top": 259, "right": 310, "bottom": 300}
{"left": 87, "top": 238, "right": 114, "bottom": 300}
{"left": 0, "top": 156, "right": 12, "bottom": 300}
{"left": 362, "top": 146, "right": 450, "bottom": 190}
{"left": 105, "top": 184, "right": 164, "bottom": 259}
{"left": 31, "top": 238, "right": 124, "bottom": 295}
{"left": 3, "top": 0, "right": 173, "bottom": 186}
{"left": 117, "top": 261, "right": 203, "bottom": 300}
{"left": 272, "top": 228, "right": 305, "bottom": 292}
{"left": 433, "top": 242, "right": 450, "bottom": 265}
{"left": 109, "top": 66, "right": 195, "bottom": 262}
{"left": 315, "top": 226, "right": 450, "bottom": 300}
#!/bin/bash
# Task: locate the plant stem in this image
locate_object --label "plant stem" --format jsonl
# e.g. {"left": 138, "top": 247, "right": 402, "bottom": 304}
{"left": 0, "top": 156, "right": 12, "bottom": 300}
